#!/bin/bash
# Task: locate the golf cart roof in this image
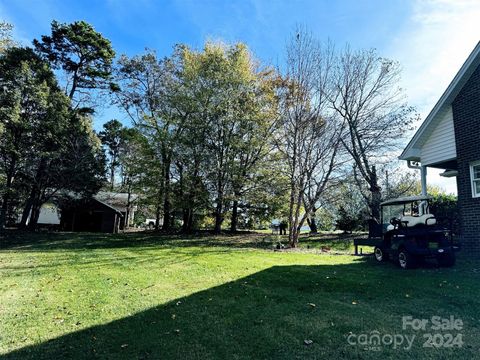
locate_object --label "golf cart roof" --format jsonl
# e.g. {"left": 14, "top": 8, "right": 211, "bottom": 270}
{"left": 380, "top": 195, "right": 432, "bottom": 206}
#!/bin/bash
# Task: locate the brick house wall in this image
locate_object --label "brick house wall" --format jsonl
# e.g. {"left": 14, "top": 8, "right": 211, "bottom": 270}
{"left": 452, "top": 63, "right": 480, "bottom": 256}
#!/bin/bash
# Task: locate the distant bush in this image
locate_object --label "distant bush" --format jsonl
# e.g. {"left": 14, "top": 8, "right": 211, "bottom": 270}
{"left": 335, "top": 206, "right": 362, "bottom": 233}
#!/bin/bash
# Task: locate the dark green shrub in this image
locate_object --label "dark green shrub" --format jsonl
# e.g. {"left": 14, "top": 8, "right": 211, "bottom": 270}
{"left": 335, "top": 206, "right": 361, "bottom": 233}
{"left": 429, "top": 194, "right": 459, "bottom": 234}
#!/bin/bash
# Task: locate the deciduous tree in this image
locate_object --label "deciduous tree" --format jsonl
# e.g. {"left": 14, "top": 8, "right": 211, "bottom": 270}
{"left": 329, "top": 47, "right": 418, "bottom": 220}
{"left": 113, "top": 50, "right": 180, "bottom": 230}
{"left": 277, "top": 29, "right": 342, "bottom": 246}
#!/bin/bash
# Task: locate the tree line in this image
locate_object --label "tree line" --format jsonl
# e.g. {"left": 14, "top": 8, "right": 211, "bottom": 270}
{"left": 0, "top": 21, "right": 418, "bottom": 245}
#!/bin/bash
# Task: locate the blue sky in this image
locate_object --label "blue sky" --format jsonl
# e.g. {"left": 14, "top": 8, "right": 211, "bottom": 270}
{"left": 1, "top": 0, "right": 480, "bottom": 192}
{"left": 1, "top": 0, "right": 410, "bottom": 61}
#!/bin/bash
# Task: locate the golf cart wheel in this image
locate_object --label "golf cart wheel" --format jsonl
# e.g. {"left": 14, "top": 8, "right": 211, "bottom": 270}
{"left": 437, "top": 252, "right": 456, "bottom": 267}
{"left": 398, "top": 248, "right": 416, "bottom": 269}
{"left": 374, "top": 246, "right": 388, "bottom": 262}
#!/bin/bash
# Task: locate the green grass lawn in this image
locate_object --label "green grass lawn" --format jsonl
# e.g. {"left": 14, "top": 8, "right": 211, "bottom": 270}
{"left": 0, "top": 231, "right": 479, "bottom": 359}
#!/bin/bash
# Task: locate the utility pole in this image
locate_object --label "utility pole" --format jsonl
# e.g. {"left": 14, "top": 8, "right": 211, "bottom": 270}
{"left": 385, "top": 170, "right": 390, "bottom": 198}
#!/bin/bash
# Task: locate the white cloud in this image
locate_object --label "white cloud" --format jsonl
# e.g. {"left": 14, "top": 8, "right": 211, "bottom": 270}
{"left": 387, "top": 0, "right": 480, "bottom": 195}
{"left": 390, "top": 0, "right": 480, "bottom": 116}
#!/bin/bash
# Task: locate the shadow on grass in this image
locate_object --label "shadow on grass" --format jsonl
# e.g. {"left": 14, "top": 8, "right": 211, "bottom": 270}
{"left": 3, "top": 259, "right": 477, "bottom": 360}
{"left": 0, "top": 230, "right": 361, "bottom": 252}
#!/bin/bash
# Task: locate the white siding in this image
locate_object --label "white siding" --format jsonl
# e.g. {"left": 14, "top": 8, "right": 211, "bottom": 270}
{"left": 37, "top": 204, "right": 60, "bottom": 225}
{"left": 421, "top": 107, "right": 456, "bottom": 165}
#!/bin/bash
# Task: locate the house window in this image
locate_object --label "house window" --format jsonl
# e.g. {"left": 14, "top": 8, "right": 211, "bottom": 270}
{"left": 470, "top": 161, "right": 480, "bottom": 198}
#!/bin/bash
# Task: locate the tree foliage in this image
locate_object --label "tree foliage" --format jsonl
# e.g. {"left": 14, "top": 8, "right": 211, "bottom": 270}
{"left": 335, "top": 205, "right": 362, "bottom": 233}
{"left": 0, "top": 21, "right": 15, "bottom": 54}
{"left": 114, "top": 43, "right": 281, "bottom": 233}
{"left": 1, "top": 20, "right": 421, "bottom": 240}
{"left": 0, "top": 46, "right": 105, "bottom": 230}
{"left": 98, "top": 119, "right": 126, "bottom": 190}
{"left": 33, "top": 20, "right": 115, "bottom": 106}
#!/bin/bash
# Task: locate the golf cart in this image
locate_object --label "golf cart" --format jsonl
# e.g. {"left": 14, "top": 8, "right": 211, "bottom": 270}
{"left": 359, "top": 196, "right": 460, "bottom": 269}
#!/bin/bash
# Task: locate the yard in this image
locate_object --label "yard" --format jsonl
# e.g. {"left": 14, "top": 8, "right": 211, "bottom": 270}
{"left": 0, "top": 231, "right": 479, "bottom": 359}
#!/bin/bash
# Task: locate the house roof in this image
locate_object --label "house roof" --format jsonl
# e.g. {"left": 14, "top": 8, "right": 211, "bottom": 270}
{"left": 381, "top": 195, "right": 432, "bottom": 206}
{"left": 94, "top": 191, "right": 139, "bottom": 212}
{"left": 400, "top": 41, "right": 480, "bottom": 161}
{"left": 54, "top": 191, "right": 135, "bottom": 216}
{"left": 92, "top": 197, "right": 124, "bottom": 216}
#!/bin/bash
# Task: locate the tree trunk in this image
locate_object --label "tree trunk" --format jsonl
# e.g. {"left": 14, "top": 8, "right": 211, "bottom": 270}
{"left": 289, "top": 180, "right": 304, "bottom": 247}
{"left": 0, "top": 189, "right": 10, "bottom": 229}
{"left": 230, "top": 199, "right": 239, "bottom": 232}
{"left": 110, "top": 156, "right": 115, "bottom": 191}
{"left": 307, "top": 216, "right": 318, "bottom": 234}
{"left": 369, "top": 165, "right": 382, "bottom": 221}
{"left": 162, "top": 157, "right": 171, "bottom": 231}
{"left": 287, "top": 179, "right": 296, "bottom": 246}
{"left": 213, "top": 186, "right": 224, "bottom": 234}
{"left": 186, "top": 161, "right": 201, "bottom": 232}
{"left": 71, "top": 211, "right": 76, "bottom": 231}
{"left": 178, "top": 163, "right": 190, "bottom": 233}
{"left": 68, "top": 71, "right": 79, "bottom": 100}
{"left": 182, "top": 208, "right": 190, "bottom": 233}
{"left": 25, "top": 158, "right": 49, "bottom": 231}
{"left": 187, "top": 210, "right": 194, "bottom": 232}
{"left": 125, "top": 181, "right": 132, "bottom": 230}
{"left": 155, "top": 195, "right": 162, "bottom": 231}
{"left": 27, "top": 197, "right": 41, "bottom": 231}
{"left": 0, "top": 194, "right": 8, "bottom": 229}
{"left": 370, "top": 185, "right": 382, "bottom": 221}
{"left": 181, "top": 208, "right": 194, "bottom": 233}
{"left": 19, "top": 190, "right": 36, "bottom": 228}
{"left": 213, "top": 174, "right": 224, "bottom": 233}
{"left": 0, "top": 160, "right": 16, "bottom": 229}
{"left": 214, "top": 199, "right": 223, "bottom": 233}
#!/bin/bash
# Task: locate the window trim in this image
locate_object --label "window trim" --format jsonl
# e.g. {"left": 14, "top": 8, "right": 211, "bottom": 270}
{"left": 470, "top": 161, "right": 480, "bottom": 198}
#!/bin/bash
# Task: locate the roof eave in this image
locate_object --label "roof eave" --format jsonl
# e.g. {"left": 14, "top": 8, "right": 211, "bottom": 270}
{"left": 398, "top": 148, "right": 421, "bottom": 161}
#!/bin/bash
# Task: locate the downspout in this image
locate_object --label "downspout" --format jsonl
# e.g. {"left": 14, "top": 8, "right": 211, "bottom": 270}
{"left": 407, "top": 160, "right": 427, "bottom": 196}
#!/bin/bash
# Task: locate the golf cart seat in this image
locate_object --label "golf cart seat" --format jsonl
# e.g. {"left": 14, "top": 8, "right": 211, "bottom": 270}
{"left": 386, "top": 214, "right": 437, "bottom": 231}
{"left": 401, "top": 214, "right": 436, "bottom": 227}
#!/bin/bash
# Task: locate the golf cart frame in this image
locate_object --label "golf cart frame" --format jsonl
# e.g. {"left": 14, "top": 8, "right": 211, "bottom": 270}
{"left": 354, "top": 196, "right": 461, "bottom": 269}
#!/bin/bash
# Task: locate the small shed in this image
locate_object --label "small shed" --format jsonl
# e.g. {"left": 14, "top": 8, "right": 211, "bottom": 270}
{"left": 94, "top": 192, "right": 138, "bottom": 230}
{"left": 60, "top": 197, "right": 123, "bottom": 233}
